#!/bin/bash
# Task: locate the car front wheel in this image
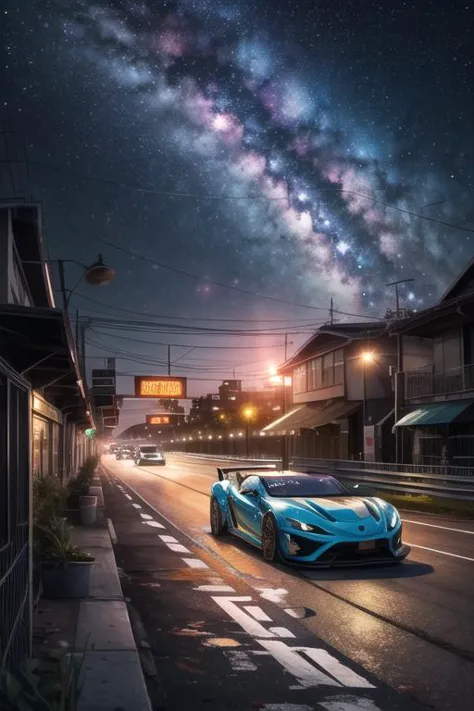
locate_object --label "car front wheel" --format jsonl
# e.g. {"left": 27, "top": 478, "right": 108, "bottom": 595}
{"left": 261, "top": 514, "right": 280, "bottom": 563}
{"left": 210, "top": 496, "right": 227, "bottom": 536}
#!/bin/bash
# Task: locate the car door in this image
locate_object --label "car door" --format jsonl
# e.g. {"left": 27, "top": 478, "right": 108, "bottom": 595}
{"left": 228, "top": 476, "right": 263, "bottom": 538}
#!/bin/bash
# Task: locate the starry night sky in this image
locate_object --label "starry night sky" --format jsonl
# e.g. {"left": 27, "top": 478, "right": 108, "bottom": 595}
{"left": 1, "top": 0, "right": 473, "bottom": 418}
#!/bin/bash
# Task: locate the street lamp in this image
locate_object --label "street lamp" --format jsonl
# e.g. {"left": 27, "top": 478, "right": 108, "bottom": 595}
{"left": 268, "top": 366, "right": 291, "bottom": 469}
{"left": 360, "top": 351, "right": 376, "bottom": 459}
{"left": 23, "top": 254, "right": 115, "bottom": 311}
{"left": 242, "top": 406, "right": 255, "bottom": 458}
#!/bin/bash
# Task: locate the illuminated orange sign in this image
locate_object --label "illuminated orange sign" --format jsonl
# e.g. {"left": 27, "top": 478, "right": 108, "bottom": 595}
{"left": 135, "top": 376, "right": 187, "bottom": 399}
{"left": 146, "top": 415, "right": 170, "bottom": 425}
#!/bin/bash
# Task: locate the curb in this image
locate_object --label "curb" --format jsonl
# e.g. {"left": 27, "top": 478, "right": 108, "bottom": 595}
{"left": 74, "top": 470, "right": 152, "bottom": 711}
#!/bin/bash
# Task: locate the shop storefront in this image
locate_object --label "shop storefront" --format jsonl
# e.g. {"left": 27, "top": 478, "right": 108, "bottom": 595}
{"left": 32, "top": 392, "right": 62, "bottom": 477}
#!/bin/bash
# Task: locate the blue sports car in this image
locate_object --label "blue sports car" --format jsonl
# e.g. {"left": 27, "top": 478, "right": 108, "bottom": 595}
{"left": 210, "top": 466, "right": 409, "bottom": 567}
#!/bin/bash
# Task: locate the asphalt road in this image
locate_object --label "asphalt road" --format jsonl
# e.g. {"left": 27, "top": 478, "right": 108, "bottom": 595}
{"left": 102, "top": 453, "right": 474, "bottom": 711}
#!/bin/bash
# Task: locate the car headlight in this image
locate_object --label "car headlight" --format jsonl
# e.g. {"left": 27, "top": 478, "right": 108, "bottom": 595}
{"left": 386, "top": 507, "right": 400, "bottom": 531}
{"left": 285, "top": 518, "right": 331, "bottom": 535}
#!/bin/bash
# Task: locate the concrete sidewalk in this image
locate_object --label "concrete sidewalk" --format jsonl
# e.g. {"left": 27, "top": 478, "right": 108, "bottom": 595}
{"left": 70, "top": 525, "right": 151, "bottom": 711}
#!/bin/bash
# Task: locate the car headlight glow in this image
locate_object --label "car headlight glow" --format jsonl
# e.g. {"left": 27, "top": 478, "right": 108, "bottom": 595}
{"left": 386, "top": 508, "right": 400, "bottom": 531}
{"left": 285, "top": 518, "right": 331, "bottom": 535}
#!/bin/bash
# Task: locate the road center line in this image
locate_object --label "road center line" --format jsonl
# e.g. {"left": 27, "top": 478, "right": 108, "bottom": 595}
{"left": 402, "top": 518, "right": 474, "bottom": 535}
{"left": 407, "top": 542, "right": 474, "bottom": 562}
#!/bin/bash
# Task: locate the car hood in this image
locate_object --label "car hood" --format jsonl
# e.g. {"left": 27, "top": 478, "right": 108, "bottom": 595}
{"left": 274, "top": 496, "right": 380, "bottom": 523}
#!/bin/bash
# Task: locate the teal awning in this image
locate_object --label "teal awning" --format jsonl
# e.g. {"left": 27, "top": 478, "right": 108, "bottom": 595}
{"left": 394, "top": 400, "right": 474, "bottom": 428}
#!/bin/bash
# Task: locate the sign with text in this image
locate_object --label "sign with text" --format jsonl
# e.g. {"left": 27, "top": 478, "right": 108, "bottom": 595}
{"left": 146, "top": 415, "right": 171, "bottom": 425}
{"left": 134, "top": 376, "right": 187, "bottom": 399}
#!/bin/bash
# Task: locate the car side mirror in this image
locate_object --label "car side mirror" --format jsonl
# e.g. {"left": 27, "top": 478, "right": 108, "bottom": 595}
{"left": 241, "top": 488, "right": 259, "bottom": 497}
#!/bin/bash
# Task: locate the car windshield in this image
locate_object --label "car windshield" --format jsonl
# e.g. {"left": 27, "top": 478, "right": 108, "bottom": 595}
{"left": 140, "top": 446, "right": 158, "bottom": 453}
{"left": 260, "top": 475, "right": 347, "bottom": 497}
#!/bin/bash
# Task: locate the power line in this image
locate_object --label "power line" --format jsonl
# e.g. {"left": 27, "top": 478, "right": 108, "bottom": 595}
{"left": 72, "top": 291, "right": 324, "bottom": 323}
{"left": 48, "top": 213, "right": 382, "bottom": 320}
{"left": 23, "top": 159, "right": 474, "bottom": 235}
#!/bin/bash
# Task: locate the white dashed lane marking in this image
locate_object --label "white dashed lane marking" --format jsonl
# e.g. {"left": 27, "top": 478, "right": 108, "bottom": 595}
{"left": 167, "top": 543, "right": 191, "bottom": 553}
{"left": 140, "top": 513, "right": 153, "bottom": 520}
{"left": 124, "top": 493, "right": 132, "bottom": 500}
{"left": 195, "top": 585, "right": 236, "bottom": 593}
{"left": 132, "top": 503, "right": 142, "bottom": 509}
{"left": 158, "top": 535, "right": 179, "bottom": 543}
{"left": 183, "top": 558, "right": 209, "bottom": 569}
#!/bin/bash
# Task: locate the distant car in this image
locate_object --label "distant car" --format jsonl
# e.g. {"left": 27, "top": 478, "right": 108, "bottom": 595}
{"left": 116, "top": 446, "right": 133, "bottom": 460}
{"left": 134, "top": 445, "right": 166, "bottom": 466}
{"left": 210, "top": 466, "right": 409, "bottom": 567}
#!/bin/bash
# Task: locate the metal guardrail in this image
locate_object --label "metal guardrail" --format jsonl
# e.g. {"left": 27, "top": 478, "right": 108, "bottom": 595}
{"left": 169, "top": 452, "right": 474, "bottom": 501}
{"left": 169, "top": 452, "right": 280, "bottom": 464}
{"left": 291, "top": 458, "right": 474, "bottom": 501}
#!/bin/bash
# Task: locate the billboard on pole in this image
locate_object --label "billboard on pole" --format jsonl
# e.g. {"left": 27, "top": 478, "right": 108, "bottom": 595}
{"left": 134, "top": 376, "right": 187, "bottom": 399}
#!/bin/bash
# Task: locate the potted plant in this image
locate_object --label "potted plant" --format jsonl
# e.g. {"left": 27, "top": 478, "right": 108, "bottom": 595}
{"left": 33, "top": 475, "right": 67, "bottom": 524}
{"left": 35, "top": 516, "right": 95, "bottom": 599}
{"left": 0, "top": 647, "right": 84, "bottom": 710}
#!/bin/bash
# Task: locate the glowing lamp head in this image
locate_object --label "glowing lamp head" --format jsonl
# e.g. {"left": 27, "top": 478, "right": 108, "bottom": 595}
{"left": 243, "top": 406, "right": 255, "bottom": 420}
{"left": 84, "top": 254, "right": 115, "bottom": 286}
{"left": 361, "top": 351, "right": 375, "bottom": 364}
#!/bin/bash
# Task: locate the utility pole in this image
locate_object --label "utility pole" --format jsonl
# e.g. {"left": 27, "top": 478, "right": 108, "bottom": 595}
{"left": 386, "top": 278, "right": 414, "bottom": 318}
{"left": 284, "top": 333, "right": 288, "bottom": 362}
{"left": 330, "top": 298, "right": 334, "bottom": 325}
{"left": 167, "top": 345, "right": 171, "bottom": 375}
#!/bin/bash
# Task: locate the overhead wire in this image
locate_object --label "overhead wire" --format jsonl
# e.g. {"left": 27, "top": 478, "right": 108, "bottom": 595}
{"left": 21, "top": 158, "right": 474, "bottom": 235}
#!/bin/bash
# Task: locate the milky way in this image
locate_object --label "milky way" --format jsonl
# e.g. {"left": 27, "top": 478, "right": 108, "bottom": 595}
{"left": 2, "top": 0, "right": 473, "bottom": 319}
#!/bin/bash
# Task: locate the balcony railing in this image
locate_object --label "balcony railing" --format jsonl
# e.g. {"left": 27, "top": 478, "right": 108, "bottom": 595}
{"left": 405, "top": 364, "right": 474, "bottom": 399}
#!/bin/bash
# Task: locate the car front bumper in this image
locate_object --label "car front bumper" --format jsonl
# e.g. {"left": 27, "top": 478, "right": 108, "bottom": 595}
{"left": 278, "top": 525, "right": 408, "bottom": 567}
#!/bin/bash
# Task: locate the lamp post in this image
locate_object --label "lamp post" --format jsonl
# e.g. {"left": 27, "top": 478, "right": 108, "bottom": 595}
{"left": 360, "top": 351, "right": 375, "bottom": 460}
{"left": 23, "top": 254, "right": 115, "bottom": 311}
{"left": 269, "top": 366, "right": 291, "bottom": 469}
{"left": 242, "top": 406, "right": 255, "bottom": 458}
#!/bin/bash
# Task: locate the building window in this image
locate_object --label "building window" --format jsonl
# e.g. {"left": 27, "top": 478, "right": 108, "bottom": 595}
{"left": 294, "top": 364, "right": 308, "bottom": 394}
{"left": 334, "top": 349, "right": 344, "bottom": 385}
{"left": 32, "top": 416, "right": 50, "bottom": 477}
{"left": 322, "top": 352, "right": 334, "bottom": 386}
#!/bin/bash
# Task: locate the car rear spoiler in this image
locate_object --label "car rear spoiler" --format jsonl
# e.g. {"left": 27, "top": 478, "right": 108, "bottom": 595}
{"left": 217, "top": 464, "right": 277, "bottom": 481}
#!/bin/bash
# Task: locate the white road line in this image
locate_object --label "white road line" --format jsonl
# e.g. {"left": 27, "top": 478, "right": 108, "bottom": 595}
{"left": 183, "top": 558, "right": 209, "bottom": 569}
{"left": 140, "top": 513, "right": 153, "bottom": 520}
{"left": 259, "top": 641, "right": 375, "bottom": 690}
{"left": 107, "top": 518, "right": 117, "bottom": 545}
{"left": 195, "top": 585, "right": 236, "bottom": 593}
{"left": 243, "top": 605, "right": 273, "bottom": 622}
{"left": 269, "top": 627, "right": 296, "bottom": 639}
{"left": 132, "top": 503, "right": 142, "bottom": 509}
{"left": 408, "top": 542, "right": 474, "bottom": 562}
{"left": 403, "top": 518, "right": 474, "bottom": 535}
{"left": 257, "top": 588, "right": 289, "bottom": 604}
{"left": 144, "top": 520, "right": 165, "bottom": 529}
{"left": 158, "top": 535, "right": 179, "bottom": 543}
{"left": 167, "top": 543, "right": 191, "bottom": 553}
{"left": 124, "top": 493, "right": 132, "bottom": 500}
{"left": 212, "top": 596, "right": 275, "bottom": 638}
{"left": 320, "top": 698, "right": 381, "bottom": 710}
{"left": 224, "top": 650, "right": 258, "bottom": 672}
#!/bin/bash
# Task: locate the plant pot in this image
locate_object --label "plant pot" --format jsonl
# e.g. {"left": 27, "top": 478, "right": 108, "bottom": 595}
{"left": 89, "top": 485, "right": 104, "bottom": 507}
{"left": 41, "top": 560, "right": 94, "bottom": 599}
{"left": 79, "top": 495, "right": 98, "bottom": 525}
